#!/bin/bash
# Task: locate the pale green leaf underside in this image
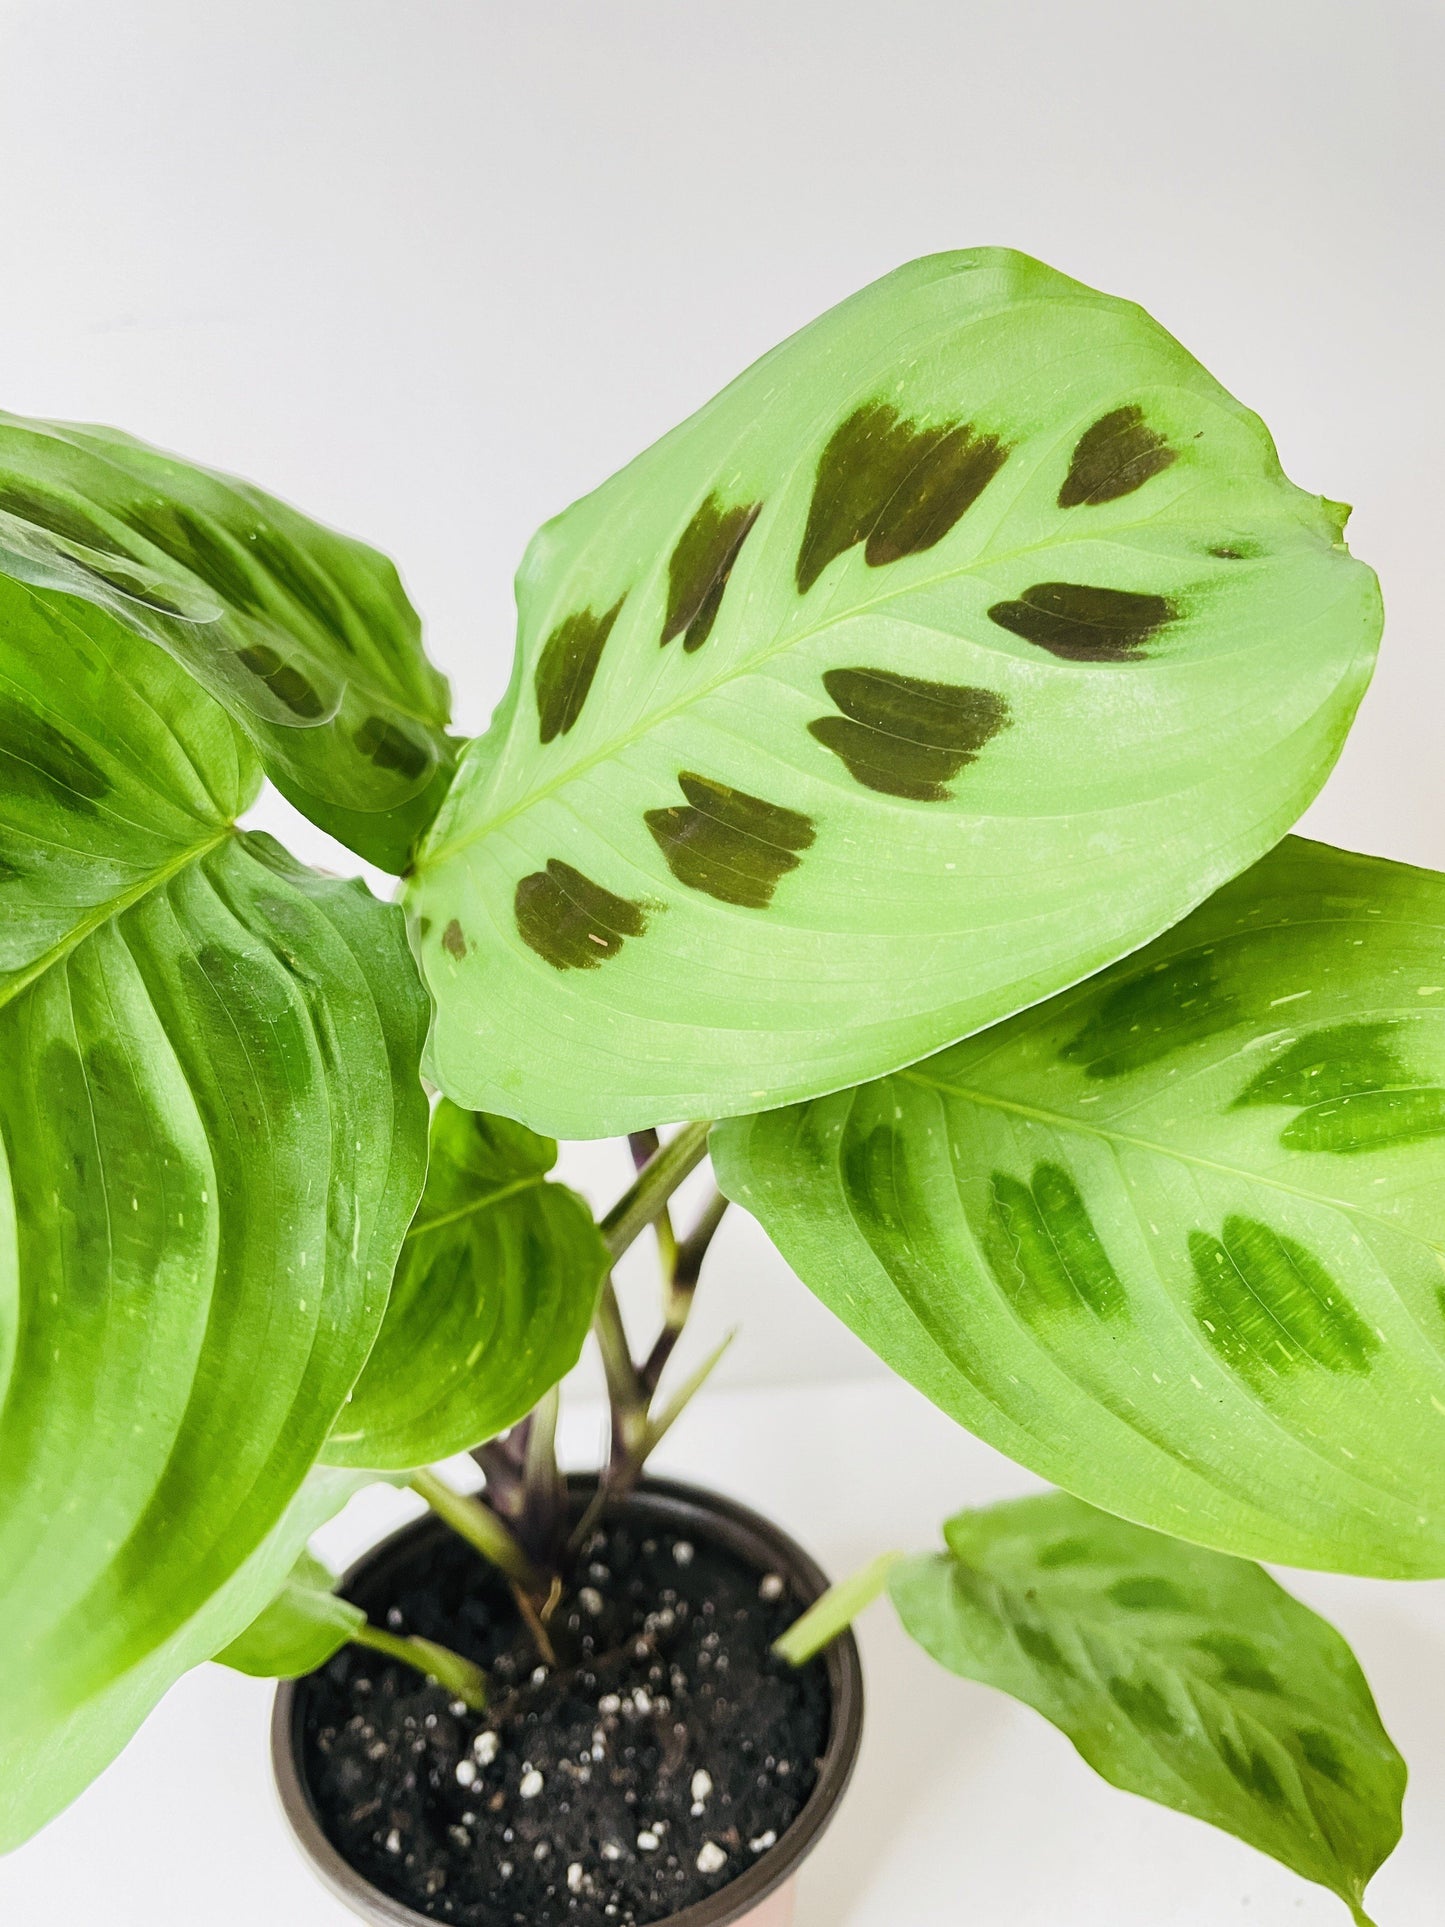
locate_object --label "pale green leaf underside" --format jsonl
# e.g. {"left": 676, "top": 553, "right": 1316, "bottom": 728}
{"left": 324, "top": 1101, "right": 608, "bottom": 1468}
{"left": 0, "top": 1466, "right": 374, "bottom": 1851}
{"left": 0, "top": 581, "right": 429, "bottom": 1748}
{"left": 714, "top": 838, "right": 1445, "bottom": 1576}
{"left": 0, "top": 414, "right": 454, "bottom": 868}
{"left": 411, "top": 247, "right": 1379, "bottom": 1138}
{"left": 891, "top": 1492, "right": 1402, "bottom": 1922}
{"left": 215, "top": 1548, "right": 364, "bottom": 1679}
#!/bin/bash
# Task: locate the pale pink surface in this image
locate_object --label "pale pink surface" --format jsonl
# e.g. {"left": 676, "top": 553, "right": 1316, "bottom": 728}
{"left": 735, "top": 1879, "right": 795, "bottom": 1927}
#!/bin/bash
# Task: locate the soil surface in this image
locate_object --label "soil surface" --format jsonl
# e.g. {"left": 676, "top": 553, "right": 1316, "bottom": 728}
{"left": 299, "top": 1501, "right": 832, "bottom": 1926}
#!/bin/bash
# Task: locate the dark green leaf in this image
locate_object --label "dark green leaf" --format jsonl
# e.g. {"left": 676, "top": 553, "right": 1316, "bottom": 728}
{"left": 891, "top": 1492, "right": 1403, "bottom": 1926}
{"left": 0, "top": 414, "right": 454, "bottom": 869}
{"left": 324, "top": 1101, "right": 609, "bottom": 1468}
{"left": 0, "top": 576, "right": 429, "bottom": 1793}
{"left": 0, "top": 1466, "right": 374, "bottom": 1849}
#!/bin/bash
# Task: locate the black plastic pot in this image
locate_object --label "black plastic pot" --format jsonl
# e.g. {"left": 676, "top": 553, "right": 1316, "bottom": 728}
{"left": 272, "top": 1476, "right": 865, "bottom": 1927}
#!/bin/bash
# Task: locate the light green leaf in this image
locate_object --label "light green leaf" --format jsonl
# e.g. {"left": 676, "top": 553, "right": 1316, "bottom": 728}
{"left": 0, "top": 574, "right": 429, "bottom": 1743}
{"left": 713, "top": 837, "right": 1445, "bottom": 1576}
{"left": 215, "top": 1549, "right": 364, "bottom": 1679}
{"left": 0, "top": 413, "right": 454, "bottom": 868}
{"left": 324, "top": 1101, "right": 609, "bottom": 1468}
{"left": 0, "top": 1466, "right": 374, "bottom": 1850}
{"left": 891, "top": 1493, "right": 1403, "bottom": 1926}
{"left": 408, "top": 247, "right": 1379, "bottom": 1137}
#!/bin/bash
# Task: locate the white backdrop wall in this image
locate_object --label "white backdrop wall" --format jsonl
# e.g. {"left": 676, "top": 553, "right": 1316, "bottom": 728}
{"left": 1, "top": 0, "right": 1440, "bottom": 1390}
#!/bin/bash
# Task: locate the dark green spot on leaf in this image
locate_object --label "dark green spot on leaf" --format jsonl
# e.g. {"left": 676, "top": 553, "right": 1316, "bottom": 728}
{"left": 1036, "top": 1536, "right": 1099, "bottom": 1569}
{"left": 0, "top": 697, "right": 112, "bottom": 815}
{"left": 1016, "top": 1621, "right": 1075, "bottom": 1674}
{"left": 514, "top": 859, "right": 648, "bottom": 970}
{"left": 235, "top": 644, "right": 326, "bottom": 718}
{"left": 662, "top": 496, "right": 761, "bottom": 652}
{"left": 796, "top": 403, "right": 1008, "bottom": 594}
{"left": 534, "top": 597, "right": 626, "bottom": 745}
{"left": 1220, "top": 1733, "right": 1286, "bottom": 1805}
{"left": 809, "top": 667, "right": 1009, "bottom": 802}
{"left": 355, "top": 715, "right": 431, "bottom": 781}
{"left": 1108, "top": 1576, "right": 1190, "bottom": 1612}
{"left": 645, "top": 771, "right": 814, "bottom": 909}
{"left": 986, "top": 1163, "right": 1128, "bottom": 1323}
{"left": 1235, "top": 1020, "right": 1445, "bottom": 1154}
{"left": 441, "top": 919, "right": 467, "bottom": 960}
{"left": 1297, "top": 1727, "right": 1351, "bottom": 1788}
{"left": 1190, "top": 1216, "right": 1379, "bottom": 1385}
{"left": 987, "top": 582, "right": 1175, "bottom": 662}
{"left": 1058, "top": 405, "right": 1176, "bottom": 508}
{"left": 1194, "top": 1633, "right": 1281, "bottom": 1696}
{"left": 1109, "top": 1675, "right": 1180, "bottom": 1736}
{"left": 1062, "top": 950, "right": 1238, "bottom": 1081}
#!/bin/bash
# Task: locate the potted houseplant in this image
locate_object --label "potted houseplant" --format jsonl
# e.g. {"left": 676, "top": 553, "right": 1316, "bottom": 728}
{"left": 0, "top": 246, "right": 1427, "bottom": 1926}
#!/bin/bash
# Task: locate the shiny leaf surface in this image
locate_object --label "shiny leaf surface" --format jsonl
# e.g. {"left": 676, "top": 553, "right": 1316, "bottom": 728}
{"left": 324, "top": 1102, "right": 608, "bottom": 1468}
{"left": 0, "top": 576, "right": 428, "bottom": 1767}
{"left": 0, "top": 414, "right": 454, "bottom": 868}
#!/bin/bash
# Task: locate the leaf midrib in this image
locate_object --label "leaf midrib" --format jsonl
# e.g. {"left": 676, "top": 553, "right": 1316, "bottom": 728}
{"left": 405, "top": 1172, "right": 546, "bottom": 1239}
{"left": 900, "top": 1068, "right": 1431, "bottom": 1248}
{"left": 0, "top": 825, "right": 233, "bottom": 1012}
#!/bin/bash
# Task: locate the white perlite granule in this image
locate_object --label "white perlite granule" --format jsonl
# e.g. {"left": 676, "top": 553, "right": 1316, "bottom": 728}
{"left": 696, "top": 1841, "right": 728, "bottom": 1874}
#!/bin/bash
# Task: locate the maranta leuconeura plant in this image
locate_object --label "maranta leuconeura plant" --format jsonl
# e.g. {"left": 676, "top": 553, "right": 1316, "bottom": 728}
{"left": 0, "top": 252, "right": 1425, "bottom": 1924}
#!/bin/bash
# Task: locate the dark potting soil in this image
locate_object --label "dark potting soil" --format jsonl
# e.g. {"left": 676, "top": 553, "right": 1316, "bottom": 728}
{"left": 299, "top": 1508, "right": 832, "bottom": 1926}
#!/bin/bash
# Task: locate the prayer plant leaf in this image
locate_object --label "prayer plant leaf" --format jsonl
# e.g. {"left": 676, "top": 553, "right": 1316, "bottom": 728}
{"left": 0, "top": 573, "right": 429, "bottom": 1759}
{"left": 0, "top": 412, "right": 455, "bottom": 870}
{"left": 890, "top": 1492, "right": 1403, "bottom": 1927}
{"left": 408, "top": 247, "right": 1379, "bottom": 1137}
{"left": 713, "top": 837, "right": 1445, "bottom": 1577}
{"left": 324, "top": 1101, "right": 609, "bottom": 1469}
{"left": 214, "top": 1549, "right": 364, "bottom": 1679}
{"left": 0, "top": 1466, "right": 374, "bottom": 1851}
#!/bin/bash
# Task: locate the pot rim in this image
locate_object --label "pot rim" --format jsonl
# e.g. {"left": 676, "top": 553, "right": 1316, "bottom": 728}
{"left": 271, "top": 1473, "right": 864, "bottom": 1927}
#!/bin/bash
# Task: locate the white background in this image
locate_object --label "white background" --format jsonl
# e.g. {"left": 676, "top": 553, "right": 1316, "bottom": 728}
{"left": 0, "top": 2, "right": 1442, "bottom": 1921}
